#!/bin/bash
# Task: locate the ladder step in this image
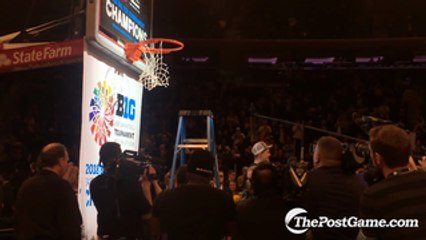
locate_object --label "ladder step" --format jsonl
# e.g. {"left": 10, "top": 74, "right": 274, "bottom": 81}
{"left": 183, "top": 138, "right": 209, "bottom": 144}
{"left": 179, "top": 110, "right": 213, "bottom": 117}
{"left": 178, "top": 144, "right": 209, "bottom": 149}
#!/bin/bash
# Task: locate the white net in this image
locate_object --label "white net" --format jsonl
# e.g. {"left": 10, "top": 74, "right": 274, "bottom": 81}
{"left": 138, "top": 42, "right": 170, "bottom": 91}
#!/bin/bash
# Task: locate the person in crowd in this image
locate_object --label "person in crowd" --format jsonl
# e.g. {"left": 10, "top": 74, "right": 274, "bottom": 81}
{"left": 303, "top": 136, "right": 367, "bottom": 239}
{"left": 90, "top": 142, "right": 152, "bottom": 240}
{"left": 257, "top": 119, "right": 272, "bottom": 142}
{"left": 151, "top": 149, "right": 236, "bottom": 240}
{"left": 221, "top": 169, "right": 238, "bottom": 199}
{"left": 244, "top": 141, "right": 272, "bottom": 197}
{"left": 292, "top": 121, "right": 303, "bottom": 158}
{"left": 359, "top": 125, "right": 426, "bottom": 239}
{"left": 228, "top": 180, "right": 242, "bottom": 203}
{"left": 246, "top": 141, "right": 272, "bottom": 180}
{"left": 141, "top": 164, "right": 164, "bottom": 206}
{"left": 15, "top": 143, "right": 82, "bottom": 240}
{"left": 62, "top": 161, "right": 79, "bottom": 193}
{"left": 236, "top": 166, "right": 248, "bottom": 190}
{"left": 418, "top": 156, "right": 426, "bottom": 171}
{"left": 1, "top": 141, "right": 31, "bottom": 218}
{"left": 232, "top": 127, "right": 246, "bottom": 147}
{"left": 217, "top": 170, "right": 225, "bottom": 189}
{"left": 227, "top": 169, "right": 237, "bottom": 185}
{"left": 163, "top": 170, "right": 171, "bottom": 190}
{"left": 236, "top": 163, "right": 294, "bottom": 239}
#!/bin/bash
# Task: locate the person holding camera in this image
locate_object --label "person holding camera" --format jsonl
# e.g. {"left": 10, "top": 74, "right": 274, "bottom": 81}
{"left": 359, "top": 125, "right": 426, "bottom": 239}
{"left": 303, "top": 136, "right": 367, "bottom": 240}
{"left": 90, "top": 142, "right": 152, "bottom": 240}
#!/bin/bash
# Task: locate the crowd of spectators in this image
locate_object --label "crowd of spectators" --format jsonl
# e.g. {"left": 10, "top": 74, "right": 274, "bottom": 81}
{"left": 1, "top": 1, "right": 426, "bottom": 237}
{"left": 1, "top": 64, "right": 426, "bottom": 238}
{"left": 142, "top": 69, "right": 426, "bottom": 180}
{"left": 0, "top": 66, "right": 82, "bottom": 221}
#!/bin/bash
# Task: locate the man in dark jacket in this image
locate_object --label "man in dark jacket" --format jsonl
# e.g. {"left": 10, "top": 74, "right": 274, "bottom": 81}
{"left": 90, "top": 142, "right": 151, "bottom": 240}
{"left": 237, "top": 163, "right": 295, "bottom": 240}
{"left": 15, "top": 143, "right": 82, "bottom": 240}
{"left": 359, "top": 125, "right": 426, "bottom": 239}
{"left": 303, "top": 136, "right": 367, "bottom": 240}
{"left": 152, "top": 149, "right": 236, "bottom": 240}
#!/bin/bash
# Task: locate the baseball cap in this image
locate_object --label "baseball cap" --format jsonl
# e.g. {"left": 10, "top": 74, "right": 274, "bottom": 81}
{"left": 187, "top": 149, "right": 214, "bottom": 177}
{"left": 251, "top": 141, "right": 272, "bottom": 156}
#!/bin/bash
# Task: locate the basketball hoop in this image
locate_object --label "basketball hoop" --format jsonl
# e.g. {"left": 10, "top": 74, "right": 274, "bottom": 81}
{"left": 124, "top": 38, "right": 184, "bottom": 91}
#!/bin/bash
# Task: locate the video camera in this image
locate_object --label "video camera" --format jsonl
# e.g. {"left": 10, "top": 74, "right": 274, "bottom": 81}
{"left": 117, "top": 150, "right": 166, "bottom": 181}
{"left": 119, "top": 150, "right": 153, "bottom": 173}
{"left": 341, "top": 142, "right": 370, "bottom": 164}
{"left": 340, "top": 142, "right": 383, "bottom": 185}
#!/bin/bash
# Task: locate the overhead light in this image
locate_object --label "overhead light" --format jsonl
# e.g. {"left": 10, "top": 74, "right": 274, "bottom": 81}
{"left": 180, "top": 56, "right": 209, "bottom": 63}
{"left": 248, "top": 57, "right": 278, "bottom": 64}
{"left": 304, "top": 57, "right": 335, "bottom": 64}
{"left": 192, "top": 57, "right": 209, "bottom": 63}
{"left": 355, "top": 56, "right": 383, "bottom": 63}
{"left": 181, "top": 56, "right": 191, "bottom": 62}
{"left": 413, "top": 55, "right": 426, "bottom": 63}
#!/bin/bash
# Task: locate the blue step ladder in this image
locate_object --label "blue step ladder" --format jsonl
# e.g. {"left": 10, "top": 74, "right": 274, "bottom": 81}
{"left": 169, "top": 110, "right": 220, "bottom": 189}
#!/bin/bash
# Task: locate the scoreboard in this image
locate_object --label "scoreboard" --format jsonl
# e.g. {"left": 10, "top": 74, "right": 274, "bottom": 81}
{"left": 86, "top": 0, "right": 151, "bottom": 71}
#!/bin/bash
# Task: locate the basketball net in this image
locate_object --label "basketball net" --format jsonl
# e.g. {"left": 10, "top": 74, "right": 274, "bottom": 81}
{"left": 139, "top": 43, "right": 169, "bottom": 91}
{"left": 124, "top": 38, "right": 184, "bottom": 91}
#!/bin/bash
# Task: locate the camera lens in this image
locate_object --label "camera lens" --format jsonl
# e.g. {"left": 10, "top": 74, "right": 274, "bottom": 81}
{"left": 354, "top": 142, "right": 370, "bottom": 158}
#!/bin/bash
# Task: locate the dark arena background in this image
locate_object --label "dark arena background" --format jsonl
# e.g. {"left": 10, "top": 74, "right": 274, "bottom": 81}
{"left": 1, "top": 0, "right": 426, "bottom": 239}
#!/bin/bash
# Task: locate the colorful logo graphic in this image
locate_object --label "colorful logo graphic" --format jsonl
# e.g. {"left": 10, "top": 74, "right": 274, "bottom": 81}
{"left": 0, "top": 54, "right": 11, "bottom": 66}
{"left": 89, "top": 81, "right": 115, "bottom": 145}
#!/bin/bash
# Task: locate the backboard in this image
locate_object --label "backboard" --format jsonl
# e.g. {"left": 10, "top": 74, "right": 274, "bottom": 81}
{"left": 86, "top": 0, "right": 151, "bottom": 72}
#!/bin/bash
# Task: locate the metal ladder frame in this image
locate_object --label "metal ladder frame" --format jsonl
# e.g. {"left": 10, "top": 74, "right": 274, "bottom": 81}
{"left": 169, "top": 110, "right": 220, "bottom": 189}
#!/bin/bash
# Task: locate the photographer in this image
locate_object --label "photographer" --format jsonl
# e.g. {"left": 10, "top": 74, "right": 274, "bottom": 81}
{"left": 303, "top": 136, "right": 367, "bottom": 240}
{"left": 141, "top": 164, "right": 163, "bottom": 206}
{"left": 90, "top": 142, "right": 152, "bottom": 240}
{"left": 359, "top": 125, "right": 426, "bottom": 239}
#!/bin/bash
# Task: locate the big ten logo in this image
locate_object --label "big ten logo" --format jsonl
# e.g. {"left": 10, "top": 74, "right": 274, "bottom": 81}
{"left": 116, "top": 93, "right": 136, "bottom": 120}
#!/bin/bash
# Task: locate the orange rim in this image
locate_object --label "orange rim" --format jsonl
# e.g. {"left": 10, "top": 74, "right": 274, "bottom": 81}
{"left": 125, "top": 38, "right": 184, "bottom": 62}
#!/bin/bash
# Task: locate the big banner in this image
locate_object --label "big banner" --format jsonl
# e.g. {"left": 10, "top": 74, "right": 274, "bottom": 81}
{"left": 79, "top": 48, "right": 143, "bottom": 239}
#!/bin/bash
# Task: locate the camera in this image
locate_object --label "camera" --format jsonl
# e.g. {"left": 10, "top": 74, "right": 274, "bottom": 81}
{"left": 342, "top": 142, "right": 385, "bottom": 185}
{"left": 353, "top": 142, "right": 370, "bottom": 160}
{"left": 120, "top": 150, "right": 153, "bottom": 173}
{"left": 119, "top": 150, "right": 167, "bottom": 181}
{"left": 341, "top": 142, "right": 370, "bottom": 164}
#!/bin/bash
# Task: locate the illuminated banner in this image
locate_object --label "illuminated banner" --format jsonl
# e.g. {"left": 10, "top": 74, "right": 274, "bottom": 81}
{"left": 100, "top": 0, "right": 148, "bottom": 43}
{"left": 0, "top": 39, "right": 83, "bottom": 72}
{"left": 79, "top": 47, "right": 143, "bottom": 239}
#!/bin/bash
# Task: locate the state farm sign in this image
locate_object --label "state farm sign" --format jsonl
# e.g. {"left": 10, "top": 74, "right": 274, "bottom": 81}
{"left": 12, "top": 46, "right": 72, "bottom": 64}
{"left": 0, "top": 39, "right": 83, "bottom": 72}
